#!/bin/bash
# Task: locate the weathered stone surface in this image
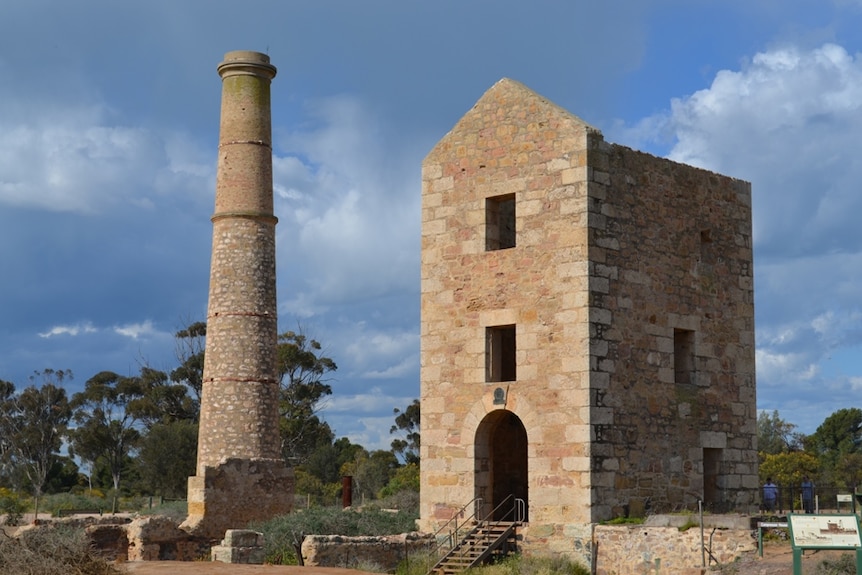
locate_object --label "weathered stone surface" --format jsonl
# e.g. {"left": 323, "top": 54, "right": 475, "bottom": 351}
{"left": 211, "top": 529, "right": 265, "bottom": 564}
{"left": 593, "top": 524, "right": 756, "bottom": 575}
{"left": 127, "top": 516, "right": 207, "bottom": 561}
{"left": 181, "top": 457, "right": 294, "bottom": 540}
{"left": 186, "top": 49, "right": 293, "bottom": 540}
{"left": 420, "top": 77, "right": 757, "bottom": 565}
{"left": 86, "top": 523, "right": 129, "bottom": 561}
{"left": 301, "top": 532, "right": 435, "bottom": 572}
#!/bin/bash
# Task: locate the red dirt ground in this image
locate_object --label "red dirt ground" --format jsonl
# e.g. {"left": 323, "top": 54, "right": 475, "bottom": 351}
{"left": 122, "top": 563, "right": 380, "bottom": 575}
{"left": 119, "top": 544, "right": 853, "bottom": 575}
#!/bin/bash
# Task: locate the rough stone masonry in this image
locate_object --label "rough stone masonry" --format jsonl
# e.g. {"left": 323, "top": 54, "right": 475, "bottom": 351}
{"left": 419, "top": 78, "right": 757, "bottom": 567}
{"left": 181, "top": 50, "right": 293, "bottom": 540}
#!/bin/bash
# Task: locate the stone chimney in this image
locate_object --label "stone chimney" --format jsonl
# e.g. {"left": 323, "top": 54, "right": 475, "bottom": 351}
{"left": 181, "top": 50, "right": 293, "bottom": 540}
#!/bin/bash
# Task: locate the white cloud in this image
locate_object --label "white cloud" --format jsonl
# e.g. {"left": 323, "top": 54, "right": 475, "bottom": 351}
{"left": 619, "top": 42, "right": 862, "bottom": 433}
{"left": 38, "top": 322, "right": 98, "bottom": 338}
{"left": 272, "top": 95, "right": 421, "bottom": 308}
{"left": 0, "top": 95, "right": 213, "bottom": 216}
{"left": 324, "top": 388, "right": 415, "bottom": 415}
{"left": 113, "top": 321, "right": 161, "bottom": 340}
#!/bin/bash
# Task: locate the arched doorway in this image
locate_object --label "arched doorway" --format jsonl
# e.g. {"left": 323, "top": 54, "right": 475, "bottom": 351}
{"left": 474, "top": 410, "right": 528, "bottom": 522}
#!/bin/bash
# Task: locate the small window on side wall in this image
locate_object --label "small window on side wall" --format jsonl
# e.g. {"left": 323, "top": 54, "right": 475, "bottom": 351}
{"left": 486, "top": 194, "right": 516, "bottom": 251}
{"left": 674, "top": 328, "right": 695, "bottom": 384}
{"left": 486, "top": 325, "right": 516, "bottom": 382}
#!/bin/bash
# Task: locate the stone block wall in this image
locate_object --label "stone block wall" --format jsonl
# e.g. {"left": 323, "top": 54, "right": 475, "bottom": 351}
{"left": 593, "top": 524, "right": 756, "bottom": 575}
{"left": 420, "top": 78, "right": 596, "bottom": 532}
{"left": 419, "top": 77, "right": 758, "bottom": 563}
{"left": 181, "top": 457, "right": 293, "bottom": 539}
{"left": 301, "top": 532, "right": 435, "bottom": 572}
{"left": 587, "top": 140, "right": 758, "bottom": 517}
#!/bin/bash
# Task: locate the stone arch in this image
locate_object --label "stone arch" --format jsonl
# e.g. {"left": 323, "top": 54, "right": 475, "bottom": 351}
{"left": 474, "top": 409, "right": 529, "bottom": 522}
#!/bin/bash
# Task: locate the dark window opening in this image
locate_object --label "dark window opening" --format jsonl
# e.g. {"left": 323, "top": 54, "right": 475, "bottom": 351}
{"left": 486, "top": 194, "right": 516, "bottom": 250}
{"left": 674, "top": 328, "right": 695, "bottom": 384}
{"left": 487, "top": 325, "right": 516, "bottom": 382}
{"left": 703, "top": 448, "right": 723, "bottom": 509}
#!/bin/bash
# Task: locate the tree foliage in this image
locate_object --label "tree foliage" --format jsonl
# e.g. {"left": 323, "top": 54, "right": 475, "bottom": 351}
{"left": 126, "top": 366, "right": 198, "bottom": 426}
{"left": 133, "top": 419, "right": 198, "bottom": 498}
{"left": 276, "top": 329, "right": 337, "bottom": 465}
{"left": 759, "top": 451, "right": 819, "bottom": 487}
{"left": 171, "top": 320, "right": 206, "bottom": 404}
{"left": 69, "top": 371, "right": 142, "bottom": 493}
{"left": 0, "top": 370, "right": 73, "bottom": 511}
{"left": 341, "top": 449, "right": 399, "bottom": 502}
{"left": 808, "top": 408, "right": 862, "bottom": 457}
{"left": 390, "top": 399, "right": 420, "bottom": 465}
{"left": 757, "top": 409, "right": 802, "bottom": 455}
{"left": 378, "top": 462, "right": 419, "bottom": 499}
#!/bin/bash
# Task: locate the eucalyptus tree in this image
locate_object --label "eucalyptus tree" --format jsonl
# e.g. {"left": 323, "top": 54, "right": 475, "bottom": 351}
{"left": 0, "top": 370, "right": 73, "bottom": 515}
{"left": 126, "top": 366, "right": 198, "bottom": 426}
{"left": 171, "top": 320, "right": 206, "bottom": 404}
{"left": 390, "top": 399, "right": 420, "bottom": 465}
{"left": 808, "top": 407, "right": 862, "bottom": 486}
{"left": 276, "top": 329, "right": 338, "bottom": 465}
{"left": 69, "top": 371, "right": 143, "bottom": 494}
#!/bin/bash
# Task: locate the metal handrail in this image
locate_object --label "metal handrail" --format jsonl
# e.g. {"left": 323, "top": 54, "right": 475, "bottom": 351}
{"left": 428, "top": 496, "right": 484, "bottom": 558}
{"left": 426, "top": 494, "right": 525, "bottom": 574}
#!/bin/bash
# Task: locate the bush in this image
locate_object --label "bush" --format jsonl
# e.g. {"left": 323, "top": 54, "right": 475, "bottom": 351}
{"left": 368, "top": 489, "right": 419, "bottom": 515}
{"left": 41, "top": 492, "right": 106, "bottom": 517}
{"left": 395, "top": 554, "right": 589, "bottom": 575}
{"left": 251, "top": 505, "right": 419, "bottom": 565}
{"left": 0, "top": 488, "right": 26, "bottom": 526}
{"left": 136, "top": 499, "right": 188, "bottom": 522}
{"left": 0, "top": 523, "right": 121, "bottom": 575}
{"left": 602, "top": 516, "right": 645, "bottom": 525}
{"left": 378, "top": 463, "right": 419, "bottom": 499}
{"left": 815, "top": 553, "right": 857, "bottom": 575}
{"left": 465, "top": 554, "right": 589, "bottom": 575}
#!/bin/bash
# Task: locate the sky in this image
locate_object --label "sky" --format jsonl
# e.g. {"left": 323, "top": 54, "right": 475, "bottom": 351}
{"left": 1, "top": 0, "right": 862, "bottom": 451}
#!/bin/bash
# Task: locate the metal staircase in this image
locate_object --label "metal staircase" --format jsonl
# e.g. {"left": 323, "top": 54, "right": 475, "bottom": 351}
{"left": 427, "top": 495, "right": 525, "bottom": 575}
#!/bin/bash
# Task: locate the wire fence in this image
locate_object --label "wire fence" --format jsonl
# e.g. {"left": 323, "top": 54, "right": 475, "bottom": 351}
{"left": 761, "top": 484, "right": 862, "bottom": 515}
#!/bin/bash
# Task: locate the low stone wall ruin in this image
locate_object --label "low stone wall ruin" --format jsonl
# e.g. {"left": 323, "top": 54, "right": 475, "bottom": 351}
{"left": 592, "top": 522, "right": 756, "bottom": 575}
{"left": 301, "top": 532, "right": 435, "bottom": 572}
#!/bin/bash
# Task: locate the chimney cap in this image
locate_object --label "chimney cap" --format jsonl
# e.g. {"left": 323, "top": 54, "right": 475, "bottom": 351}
{"left": 217, "top": 50, "right": 276, "bottom": 80}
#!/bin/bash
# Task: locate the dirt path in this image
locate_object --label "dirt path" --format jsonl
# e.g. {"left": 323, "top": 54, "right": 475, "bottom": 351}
{"left": 718, "top": 542, "right": 851, "bottom": 575}
{"left": 122, "top": 563, "right": 380, "bottom": 575}
{"left": 118, "top": 544, "right": 854, "bottom": 575}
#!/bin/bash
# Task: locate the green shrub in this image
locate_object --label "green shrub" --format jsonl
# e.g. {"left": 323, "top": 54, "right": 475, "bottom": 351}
{"left": 815, "top": 553, "right": 857, "bottom": 575}
{"left": 603, "top": 516, "right": 645, "bottom": 525}
{"left": 678, "top": 519, "right": 700, "bottom": 532}
{"left": 378, "top": 463, "right": 419, "bottom": 499}
{"left": 137, "top": 499, "right": 188, "bottom": 522}
{"left": 367, "top": 489, "right": 419, "bottom": 515}
{"left": 0, "top": 488, "right": 26, "bottom": 526}
{"left": 251, "top": 505, "right": 419, "bottom": 565}
{"left": 462, "top": 554, "right": 589, "bottom": 575}
{"left": 42, "top": 492, "right": 106, "bottom": 516}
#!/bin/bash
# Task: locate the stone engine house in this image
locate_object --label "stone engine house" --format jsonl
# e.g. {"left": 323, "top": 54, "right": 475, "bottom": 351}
{"left": 418, "top": 79, "right": 758, "bottom": 556}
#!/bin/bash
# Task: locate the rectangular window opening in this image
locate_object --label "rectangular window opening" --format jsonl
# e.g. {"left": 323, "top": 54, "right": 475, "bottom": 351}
{"left": 486, "top": 194, "right": 516, "bottom": 251}
{"left": 486, "top": 325, "right": 516, "bottom": 382}
{"left": 703, "top": 448, "right": 723, "bottom": 508}
{"left": 674, "top": 328, "right": 695, "bottom": 384}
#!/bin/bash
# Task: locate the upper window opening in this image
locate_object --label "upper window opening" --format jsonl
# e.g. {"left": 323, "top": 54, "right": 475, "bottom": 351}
{"left": 486, "top": 194, "right": 516, "bottom": 251}
{"left": 486, "top": 325, "right": 516, "bottom": 382}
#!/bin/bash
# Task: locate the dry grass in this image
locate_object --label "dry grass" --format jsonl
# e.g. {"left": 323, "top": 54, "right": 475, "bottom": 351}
{"left": 0, "top": 523, "right": 122, "bottom": 575}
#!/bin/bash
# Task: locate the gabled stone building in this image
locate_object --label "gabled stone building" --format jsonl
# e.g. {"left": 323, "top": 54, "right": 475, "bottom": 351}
{"left": 418, "top": 78, "right": 758, "bottom": 559}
